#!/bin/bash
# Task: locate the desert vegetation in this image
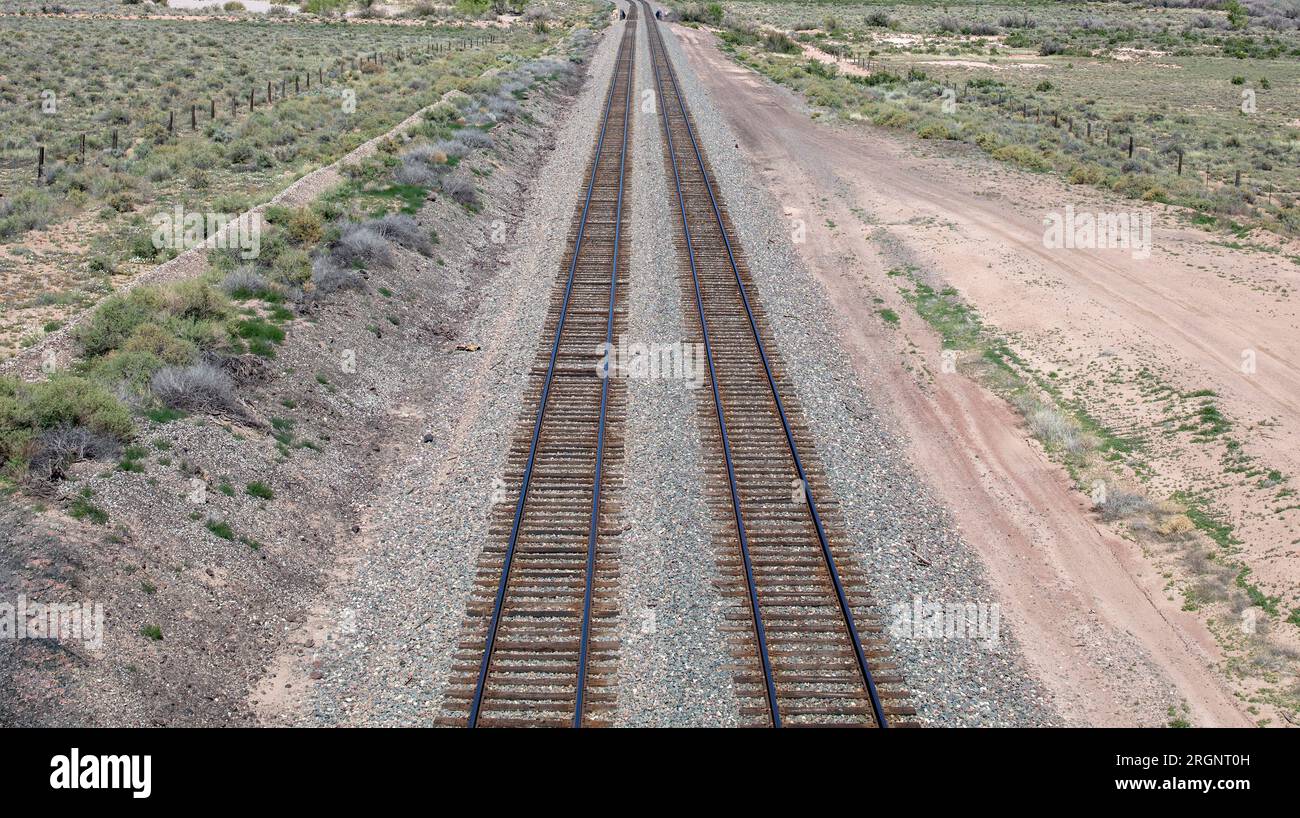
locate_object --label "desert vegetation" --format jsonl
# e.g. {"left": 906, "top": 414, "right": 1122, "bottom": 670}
{"left": 683, "top": 1, "right": 1300, "bottom": 245}
{"left": 0, "top": 2, "right": 592, "bottom": 492}
{"left": 0, "top": 5, "right": 593, "bottom": 359}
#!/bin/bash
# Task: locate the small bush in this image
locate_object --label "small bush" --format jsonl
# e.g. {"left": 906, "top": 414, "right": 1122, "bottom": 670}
{"left": 1, "top": 375, "right": 132, "bottom": 478}
{"left": 285, "top": 208, "right": 324, "bottom": 246}
{"left": 221, "top": 266, "right": 270, "bottom": 299}
{"left": 246, "top": 481, "right": 274, "bottom": 500}
{"left": 310, "top": 256, "right": 365, "bottom": 294}
{"left": 371, "top": 214, "right": 434, "bottom": 256}
{"left": 76, "top": 287, "right": 166, "bottom": 357}
{"left": 761, "top": 31, "right": 800, "bottom": 54}
{"left": 150, "top": 363, "right": 239, "bottom": 415}
{"left": 27, "top": 423, "right": 122, "bottom": 481}
{"left": 440, "top": 172, "right": 479, "bottom": 209}
{"left": 332, "top": 222, "right": 394, "bottom": 269}
{"left": 1098, "top": 489, "right": 1153, "bottom": 521}
{"left": 864, "top": 10, "right": 893, "bottom": 28}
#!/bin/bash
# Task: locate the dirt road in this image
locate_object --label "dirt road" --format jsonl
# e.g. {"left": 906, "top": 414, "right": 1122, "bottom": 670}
{"left": 672, "top": 25, "right": 1267, "bottom": 727}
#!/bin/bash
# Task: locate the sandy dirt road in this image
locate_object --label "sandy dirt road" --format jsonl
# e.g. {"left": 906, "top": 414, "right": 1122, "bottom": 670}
{"left": 672, "top": 25, "right": 1269, "bottom": 727}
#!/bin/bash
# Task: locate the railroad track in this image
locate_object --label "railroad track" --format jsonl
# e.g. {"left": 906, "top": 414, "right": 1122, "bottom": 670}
{"left": 438, "top": 3, "right": 637, "bottom": 728}
{"left": 641, "top": 0, "right": 914, "bottom": 727}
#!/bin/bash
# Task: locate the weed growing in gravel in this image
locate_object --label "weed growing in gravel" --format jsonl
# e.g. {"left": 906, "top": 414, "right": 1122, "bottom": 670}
{"left": 205, "top": 518, "right": 234, "bottom": 540}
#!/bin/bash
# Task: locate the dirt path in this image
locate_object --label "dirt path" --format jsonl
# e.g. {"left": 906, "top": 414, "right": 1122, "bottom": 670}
{"left": 1, "top": 91, "right": 463, "bottom": 382}
{"left": 673, "top": 24, "right": 1259, "bottom": 727}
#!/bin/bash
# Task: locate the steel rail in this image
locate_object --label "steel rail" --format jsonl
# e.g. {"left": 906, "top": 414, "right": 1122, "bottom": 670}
{"left": 642, "top": 0, "right": 888, "bottom": 728}
{"left": 575, "top": 4, "right": 634, "bottom": 728}
{"left": 467, "top": 10, "right": 637, "bottom": 728}
{"left": 642, "top": 2, "right": 780, "bottom": 727}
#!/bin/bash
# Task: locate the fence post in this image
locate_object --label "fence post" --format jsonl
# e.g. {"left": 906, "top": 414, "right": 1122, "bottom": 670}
{"left": 37, "top": 145, "right": 44, "bottom": 181}
{"left": 112, "top": 129, "right": 118, "bottom": 152}
{"left": 168, "top": 110, "right": 174, "bottom": 133}
{"left": 191, "top": 104, "right": 197, "bottom": 130}
{"left": 80, "top": 133, "right": 85, "bottom": 164}
{"left": 1235, "top": 169, "right": 1241, "bottom": 187}
{"left": 249, "top": 89, "right": 254, "bottom": 112}
{"left": 1177, "top": 150, "right": 1183, "bottom": 175}
{"left": 1127, "top": 134, "right": 1134, "bottom": 158}
{"left": 210, "top": 98, "right": 216, "bottom": 119}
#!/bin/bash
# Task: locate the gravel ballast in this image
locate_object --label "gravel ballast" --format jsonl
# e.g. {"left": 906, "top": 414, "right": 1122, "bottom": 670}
{"left": 614, "top": 12, "right": 739, "bottom": 727}
{"left": 652, "top": 19, "right": 1060, "bottom": 727}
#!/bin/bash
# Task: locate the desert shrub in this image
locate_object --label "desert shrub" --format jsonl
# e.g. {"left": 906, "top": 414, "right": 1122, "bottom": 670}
{"left": 1028, "top": 407, "right": 1087, "bottom": 454}
{"left": 456, "top": 129, "right": 494, "bottom": 151}
{"left": 26, "top": 423, "right": 122, "bottom": 482}
{"left": 221, "top": 266, "right": 270, "bottom": 298}
{"left": 762, "top": 31, "right": 800, "bottom": 54}
{"left": 917, "top": 120, "right": 960, "bottom": 140}
{"left": 1098, "top": 489, "right": 1154, "bottom": 521}
{"left": 1068, "top": 163, "right": 1107, "bottom": 185}
{"left": 966, "top": 22, "right": 998, "bottom": 36}
{"left": 0, "top": 375, "right": 133, "bottom": 476}
{"left": 285, "top": 207, "right": 324, "bottom": 246}
{"left": 167, "top": 279, "right": 230, "bottom": 322}
{"left": 935, "top": 15, "right": 959, "bottom": 33}
{"left": 310, "top": 256, "right": 365, "bottom": 295}
{"left": 150, "top": 363, "right": 239, "bottom": 414}
{"left": 1039, "top": 39, "right": 1067, "bottom": 56}
{"left": 398, "top": 143, "right": 449, "bottom": 188}
{"left": 371, "top": 214, "right": 434, "bottom": 256}
{"left": 331, "top": 222, "right": 394, "bottom": 269}
{"left": 678, "top": 2, "right": 723, "bottom": 25}
{"left": 440, "top": 172, "right": 480, "bottom": 209}
{"left": 992, "top": 144, "right": 1051, "bottom": 171}
{"left": 0, "top": 188, "right": 57, "bottom": 240}
{"left": 998, "top": 14, "right": 1037, "bottom": 29}
{"left": 120, "top": 323, "right": 199, "bottom": 366}
{"left": 864, "top": 10, "right": 893, "bottom": 28}
{"left": 76, "top": 287, "right": 166, "bottom": 357}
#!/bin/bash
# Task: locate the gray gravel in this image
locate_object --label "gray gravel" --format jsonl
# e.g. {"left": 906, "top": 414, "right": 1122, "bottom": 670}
{"left": 614, "top": 12, "right": 739, "bottom": 727}
{"left": 654, "top": 20, "right": 1061, "bottom": 726}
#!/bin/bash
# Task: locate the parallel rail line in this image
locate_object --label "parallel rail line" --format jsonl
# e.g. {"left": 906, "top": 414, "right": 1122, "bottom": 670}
{"left": 438, "top": 4, "right": 638, "bottom": 728}
{"left": 642, "top": 0, "right": 914, "bottom": 727}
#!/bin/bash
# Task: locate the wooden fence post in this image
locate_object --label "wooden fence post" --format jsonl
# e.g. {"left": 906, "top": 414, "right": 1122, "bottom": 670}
{"left": 191, "top": 104, "right": 197, "bottom": 130}
{"left": 1127, "top": 134, "right": 1134, "bottom": 158}
{"left": 168, "top": 110, "right": 174, "bottom": 133}
{"left": 37, "top": 145, "right": 44, "bottom": 181}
